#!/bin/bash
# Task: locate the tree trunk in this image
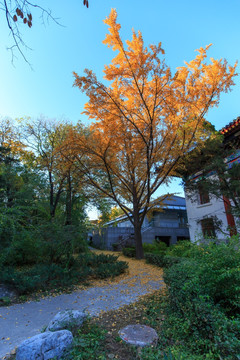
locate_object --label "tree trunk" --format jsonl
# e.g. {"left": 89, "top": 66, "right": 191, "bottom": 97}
{"left": 49, "top": 171, "right": 64, "bottom": 219}
{"left": 6, "top": 185, "right": 13, "bottom": 208}
{"left": 49, "top": 171, "right": 55, "bottom": 218}
{"left": 134, "top": 222, "right": 144, "bottom": 259}
{"left": 65, "top": 171, "right": 72, "bottom": 225}
{"left": 132, "top": 193, "right": 144, "bottom": 259}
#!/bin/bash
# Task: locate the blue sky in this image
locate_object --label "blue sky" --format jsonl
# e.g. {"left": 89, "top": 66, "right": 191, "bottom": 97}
{"left": 1, "top": 0, "right": 239, "bottom": 218}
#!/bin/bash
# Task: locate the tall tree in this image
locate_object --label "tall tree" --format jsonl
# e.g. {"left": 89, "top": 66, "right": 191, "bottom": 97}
{"left": 22, "top": 117, "right": 87, "bottom": 224}
{"left": 22, "top": 117, "right": 72, "bottom": 219}
{"left": 71, "top": 9, "right": 237, "bottom": 258}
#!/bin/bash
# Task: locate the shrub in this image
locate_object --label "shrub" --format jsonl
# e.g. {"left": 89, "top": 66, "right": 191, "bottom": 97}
{"left": 164, "top": 239, "right": 240, "bottom": 316}
{"left": 161, "top": 239, "right": 240, "bottom": 358}
{"left": 143, "top": 243, "right": 158, "bottom": 253}
{"left": 0, "top": 252, "right": 128, "bottom": 295}
{"left": 65, "top": 321, "right": 107, "bottom": 360}
{"left": 112, "top": 242, "right": 119, "bottom": 251}
{"left": 0, "top": 213, "right": 16, "bottom": 249}
{"left": 166, "top": 240, "right": 194, "bottom": 258}
{"left": 94, "top": 261, "right": 128, "bottom": 279}
{"left": 36, "top": 223, "right": 88, "bottom": 265}
{"left": 145, "top": 253, "right": 165, "bottom": 267}
{"left": 2, "top": 230, "right": 41, "bottom": 266}
{"left": 0, "top": 263, "right": 92, "bottom": 294}
{"left": 154, "top": 240, "right": 168, "bottom": 253}
{"left": 143, "top": 241, "right": 168, "bottom": 255}
{"left": 77, "top": 253, "right": 120, "bottom": 267}
{"left": 145, "top": 253, "right": 183, "bottom": 268}
{"left": 122, "top": 247, "right": 136, "bottom": 257}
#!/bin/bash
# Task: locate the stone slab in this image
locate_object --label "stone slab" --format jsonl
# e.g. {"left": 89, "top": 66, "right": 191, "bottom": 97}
{"left": 119, "top": 324, "right": 158, "bottom": 347}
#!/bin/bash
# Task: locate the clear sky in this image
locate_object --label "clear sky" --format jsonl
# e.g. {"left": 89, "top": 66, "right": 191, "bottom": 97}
{"left": 1, "top": 0, "right": 239, "bottom": 218}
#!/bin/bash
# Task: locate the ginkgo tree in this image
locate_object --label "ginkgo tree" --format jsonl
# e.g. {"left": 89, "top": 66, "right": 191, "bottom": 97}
{"left": 70, "top": 9, "right": 237, "bottom": 258}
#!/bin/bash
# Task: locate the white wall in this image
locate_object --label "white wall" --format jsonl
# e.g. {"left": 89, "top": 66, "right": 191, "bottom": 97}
{"left": 185, "top": 189, "right": 229, "bottom": 242}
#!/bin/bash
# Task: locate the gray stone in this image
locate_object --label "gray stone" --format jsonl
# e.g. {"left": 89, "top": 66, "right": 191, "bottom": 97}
{"left": 46, "top": 309, "right": 87, "bottom": 332}
{"left": 119, "top": 324, "right": 158, "bottom": 347}
{"left": 0, "top": 284, "right": 17, "bottom": 300}
{"left": 16, "top": 330, "right": 73, "bottom": 360}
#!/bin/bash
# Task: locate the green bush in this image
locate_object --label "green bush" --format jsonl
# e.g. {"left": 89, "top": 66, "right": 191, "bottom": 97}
{"left": 111, "top": 242, "right": 119, "bottom": 251}
{"left": 165, "top": 239, "right": 240, "bottom": 316}
{"left": 154, "top": 240, "right": 168, "bottom": 253}
{"left": 2, "top": 230, "right": 41, "bottom": 266}
{"left": 0, "top": 213, "right": 16, "bottom": 249}
{"left": 0, "top": 252, "right": 128, "bottom": 295}
{"left": 0, "top": 263, "right": 92, "bottom": 294}
{"left": 143, "top": 241, "right": 168, "bottom": 255}
{"left": 166, "top": 240, "right": 194, "bottom": 257}
{"left": 65, "top": 321, "right": 107, "bottom": 360}
{"left": 161, "top": 238, "right": 240, "bottom": 358}
{"left": 77, "top": 253, "right": 120, "bottom": 267}
{"left": 122, "top": 247, "right": 136, "bottom": 257}
{"left": 94, "top": 261, "right": 128, "bottom": 279}
{"left": 37, "top": 223, "right": 88, "bottom": 265}
{"left": 145, "top": 253, "right": 183, "bottom": 268}
{"left": 122, "top": 242, "right": 167, "bottom": 258}
{"left": 143, "top": 243, "right": 158, "bottom": 253}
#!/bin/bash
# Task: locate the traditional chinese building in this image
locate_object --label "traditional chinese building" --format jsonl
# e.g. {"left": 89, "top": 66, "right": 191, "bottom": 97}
{"left": 185, "top": 117, "right": 240, "bottom": 242}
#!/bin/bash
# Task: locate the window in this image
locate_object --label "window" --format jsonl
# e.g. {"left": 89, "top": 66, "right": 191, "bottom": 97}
{"left": 198, "top": 184, "right": 210, "bottom": 205}
{"left": 201, "top": 218, "right": 216, "bottom": 238}
{"left": 155, "top": 236, "right": 171, "bottom": 247}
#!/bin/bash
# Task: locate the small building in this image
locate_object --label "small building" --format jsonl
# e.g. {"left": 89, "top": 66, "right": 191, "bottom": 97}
{"left": 92, "top": 195, "right": 190, "bottom": 250}
{"left": 184, "top": 117, "right": 240, "bottom": 242}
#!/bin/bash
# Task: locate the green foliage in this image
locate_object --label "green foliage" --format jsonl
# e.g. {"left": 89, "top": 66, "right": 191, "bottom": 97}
{"left": 94, "top": 261, "right": 128, "bottom": 279}
{"left": 77, "top": 253, "right": 119, "bottom": 266}
{"left": 123, "top": 241, "right": 168, "bottom": 259}
{"left": 0, "top": 252, "right": 128, "bottom": 295}
{"left": 0, "top": 296, "right": 11, "bottom": 306}
{"left": 65, "top": 321, "right": 107, "bottom": 360}
{"left": 154, "top": 240, "right": 168, "bottom": 253}
{"left": 0, "top": 212, "right": 17, "bottom": 249}
{"left": 140, "top": 347, "right": 186, "bottom": 360}
{"left": 180, "top": 133, "right": 240, "bottom": 219}
{"left": 2, "top": 229, "right": 41, "bottom": 266}
{"left": 145, "top": 253, "right": 183, "bottom": 268}
{"left": 134, "top": 238, "right": 240, "bottom": 359}
{"left": 165, "top": 239, "right": 240, "bottom": 315}
{"left": 111, "top": 243, "right": 119, "bottom": 251}
{"left": 122, "top": 247, "right": 136, "bottom": 258}
{"left": 36, "top": 222, "right": 89, "bottom": 265}
{"left": 143, "top": 241, "right": 168, "bottom": 255}
{"left": 76, "top": 253, "right": 128, "bottom": 279}
{"left": 160, "top": 238, "right": 240, "bottom": 359}
{"left": 166, "top": 240, "right": 193, "bottom": 257}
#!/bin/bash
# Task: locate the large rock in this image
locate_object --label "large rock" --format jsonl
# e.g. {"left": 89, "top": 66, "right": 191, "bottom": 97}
{"left": 0, "top": 284, "right": 17, "bottom": 300}
{"left": 16, "top": 330, "right": 73, "bottom": 360}
{"left": 46, "top": 310, "right": 87, "bottom": 332}
{"left": 119, "top": 324, "right": 158, "bottom": 347}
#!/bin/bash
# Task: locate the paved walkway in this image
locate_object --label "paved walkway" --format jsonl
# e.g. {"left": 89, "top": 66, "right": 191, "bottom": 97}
{"left": 0, "top": 251, "right": 164, "bottom": 359}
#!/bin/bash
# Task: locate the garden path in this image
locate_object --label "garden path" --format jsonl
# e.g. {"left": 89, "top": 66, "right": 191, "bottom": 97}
{"left": 0, "top": 250, "right": 164, "bottom": 359}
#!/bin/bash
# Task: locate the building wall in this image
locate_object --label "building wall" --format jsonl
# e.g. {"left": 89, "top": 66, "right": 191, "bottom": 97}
{"left": 92, "top": 226, "right": 134, "bottom": 249}
{"left": 185, "top": 189, "right": 229, "bottom": 242}
{"left": 92, "top": 207, "right": 189, "bottom": 249}
{"left": 142, "top": 226, "right": 189, "bottom": 246}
